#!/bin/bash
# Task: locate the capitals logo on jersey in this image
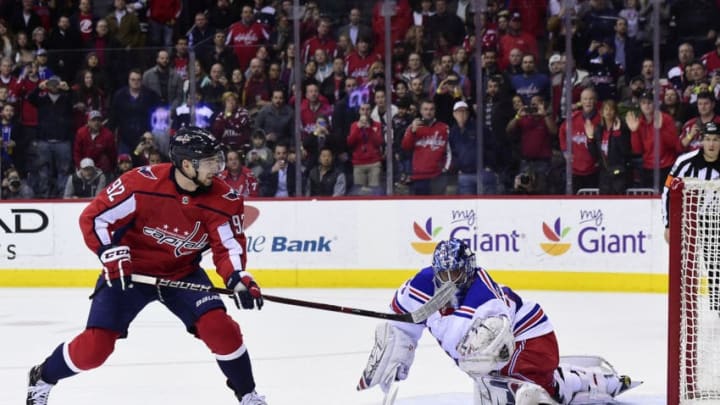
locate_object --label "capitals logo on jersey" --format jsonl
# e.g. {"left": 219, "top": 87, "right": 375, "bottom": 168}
{"left": 143, "top": 221, "right": 209, "bottom": 257}
{"left": 416, "top": 131, "right": 447, "bottom": 151}
{"left": 138, "top": 166, "right": 158, "bottom": 180}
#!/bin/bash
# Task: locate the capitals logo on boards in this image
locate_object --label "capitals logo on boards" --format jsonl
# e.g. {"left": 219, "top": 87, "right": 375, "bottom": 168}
{"left": 539, "top": 218, "right": 571, "bottom": 256}
{"left": 411, "top": 218, "right": 442, "bottom": 254}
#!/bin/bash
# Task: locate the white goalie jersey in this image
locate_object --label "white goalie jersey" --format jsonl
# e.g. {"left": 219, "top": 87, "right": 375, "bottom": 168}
{"left": 389, "top": 266, "right": 554, "bottom": 362}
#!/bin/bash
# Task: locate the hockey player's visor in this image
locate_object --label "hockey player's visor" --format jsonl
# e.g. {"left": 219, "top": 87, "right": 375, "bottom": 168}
{"left": 198, "top": 151, "right": 225, "bottom": 174}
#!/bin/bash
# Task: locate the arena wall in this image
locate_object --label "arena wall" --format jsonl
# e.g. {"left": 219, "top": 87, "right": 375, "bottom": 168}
{"left": 0, "top": 197, "right": 668, "bottom": 292}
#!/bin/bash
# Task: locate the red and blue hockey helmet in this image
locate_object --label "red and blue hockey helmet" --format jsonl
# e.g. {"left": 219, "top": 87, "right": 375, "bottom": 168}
{"left": 431, "top": 238, "right": 476, "bottom": 289}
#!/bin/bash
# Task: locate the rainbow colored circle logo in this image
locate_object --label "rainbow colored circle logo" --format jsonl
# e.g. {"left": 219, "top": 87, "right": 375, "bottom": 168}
{"left": 540, "top": 218, "right": 571, "bottom": 256}
{"left": 411, "top": 218, "right": 442, "bottom": 254}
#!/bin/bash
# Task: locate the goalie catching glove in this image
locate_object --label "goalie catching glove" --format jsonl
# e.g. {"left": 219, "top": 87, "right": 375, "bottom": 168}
{"left": 357, "top": 323, "right": 416, "bottom": 393}
{"left": 226, "top": 270, "right": 264, "bottom": 310}
{"left": 100, "top": 245, "right": 133, "bottom": 290}
{"left": 457, "top": 316, "right": 515, "bottom": 378}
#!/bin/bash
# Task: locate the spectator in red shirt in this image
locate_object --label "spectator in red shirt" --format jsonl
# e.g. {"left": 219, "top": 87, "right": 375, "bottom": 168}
{"left": 147, "top": 0, "right": 181, "bottom": 48}
{"left": 371, "top": 0, "right": 412, "bottom": 56}
{"left": 242, "top": 57, "right": 270, "bottom": 115}
{"left": 347, "top": 103, "right": 384, "bottom": 194}
{"left": 679, "top": 91, "right": 720, "bottom": 151}
{"left": 506, "top": 94, "right": 557, "bottom": 194}
{"left": 625, "top": 91, "right": 684, "bottom": 188}
{"left": 498, "top": 12, "right": 538, "bottom": 71}
{"left": 219, "top": 149, "right": 259, "bottom": 197}
{"left": 345, "top": 36, "right": 381, "bottom": 86}
{"left": 301, "top": 18, "right": 336, "bottom": 64}
{"left": 171, "top": 37, "right": 189, "bottom": 80}
{"left": 401, "top": 99, "right": 451, "bottom": 195}
{"left": 508, "top": 0, "right": 547, "bottom": 38}
{"left": 702, "top": 37, "right": 720, "bottom": 76}
{"left": 300, "top": 83, "right": 332, "bottom": 140}
{"left": 73, "top": 110, "right": 116, "bottom": 175}
{"left": 226, "top": 5, "right": 268, "bottom": 71}
{"left": 559, "top": 88, "right": 602, "bottom": 193}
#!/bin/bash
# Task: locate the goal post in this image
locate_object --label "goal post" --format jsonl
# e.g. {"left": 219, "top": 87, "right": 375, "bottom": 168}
{"left": 668, "top": 178, "right": 720, "bottom": 405}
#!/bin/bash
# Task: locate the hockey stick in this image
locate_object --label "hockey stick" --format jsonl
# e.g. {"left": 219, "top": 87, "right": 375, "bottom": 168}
{"left": 130, "top": 274, "right": 456, "bottom": 323}
{"left": 382, "top": 382, "right": 399, "bottom": 405}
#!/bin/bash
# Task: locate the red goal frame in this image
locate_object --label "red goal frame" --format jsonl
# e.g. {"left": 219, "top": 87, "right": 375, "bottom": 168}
{"left": 667, "top": 178, "right": 702, "bottom": 405}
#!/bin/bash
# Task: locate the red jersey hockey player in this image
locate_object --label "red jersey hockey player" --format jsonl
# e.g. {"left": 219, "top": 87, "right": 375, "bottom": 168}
{"left": 26, "top": 127, "right": 267, "bottom": 405}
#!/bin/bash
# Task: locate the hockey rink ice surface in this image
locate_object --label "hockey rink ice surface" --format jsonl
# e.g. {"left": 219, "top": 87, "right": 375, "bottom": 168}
{"left": 2, "top": 288, "right": 666, "bottom": 404}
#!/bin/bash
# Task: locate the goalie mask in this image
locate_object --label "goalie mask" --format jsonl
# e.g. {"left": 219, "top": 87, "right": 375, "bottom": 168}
{"left": 431, "top": 238, "right": 476, "bottom": 289}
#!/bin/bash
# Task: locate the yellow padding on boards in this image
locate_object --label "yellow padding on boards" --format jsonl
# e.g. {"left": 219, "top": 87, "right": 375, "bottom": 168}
{"left": 0, "top": 269, "right": 668, "bottom": 292}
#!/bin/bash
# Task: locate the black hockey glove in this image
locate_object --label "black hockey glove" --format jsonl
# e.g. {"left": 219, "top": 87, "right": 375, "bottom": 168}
{"left": 226, "top": 270, "right": 264, "bottom": 310}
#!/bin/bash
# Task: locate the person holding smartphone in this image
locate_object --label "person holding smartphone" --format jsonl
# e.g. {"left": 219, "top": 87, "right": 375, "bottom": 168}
{"left": 401, "top": 99, "right": 451, "bottom": 195}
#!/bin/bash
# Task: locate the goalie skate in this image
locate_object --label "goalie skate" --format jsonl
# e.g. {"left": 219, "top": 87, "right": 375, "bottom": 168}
{"left": 555, "top": 356, "right": 642, "bottom": 404}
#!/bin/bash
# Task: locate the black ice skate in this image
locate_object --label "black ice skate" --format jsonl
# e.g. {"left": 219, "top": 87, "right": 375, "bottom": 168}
{"left": 26, "top": 364, "right": 53, "bottom": 405}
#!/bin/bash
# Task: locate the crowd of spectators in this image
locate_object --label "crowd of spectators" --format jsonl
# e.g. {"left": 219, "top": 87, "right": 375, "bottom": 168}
{"left": 0, "top": 0, "right": 718, "bottom": 198}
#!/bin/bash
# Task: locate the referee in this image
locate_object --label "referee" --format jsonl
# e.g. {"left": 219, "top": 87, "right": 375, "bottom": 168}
{"left": 662, "top": 121, "right": 720, "bottom": 310}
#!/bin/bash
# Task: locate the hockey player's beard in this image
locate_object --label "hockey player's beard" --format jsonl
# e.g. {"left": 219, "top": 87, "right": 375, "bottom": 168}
{"left": 191, "top": 175, "right": 213, "bottom": 193}
{"left": 177, "top": 166, "right": 213, "bottom": 193}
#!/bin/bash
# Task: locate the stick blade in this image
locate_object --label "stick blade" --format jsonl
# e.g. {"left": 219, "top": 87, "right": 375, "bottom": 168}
{"left": 382, "top": 383, "right": 399, "bottom": 405}
{"left": 409, "top": 282, "right": 457, "bottom": 323}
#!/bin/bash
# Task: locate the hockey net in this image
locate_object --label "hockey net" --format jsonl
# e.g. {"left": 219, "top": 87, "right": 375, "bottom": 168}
{"left": 668, "top": 178, "right": 720, "bottom": 405}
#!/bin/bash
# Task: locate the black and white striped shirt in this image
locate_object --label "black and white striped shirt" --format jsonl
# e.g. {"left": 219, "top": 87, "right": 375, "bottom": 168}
{"left": 661, "top": 149, "right": 720, "bottom": 226}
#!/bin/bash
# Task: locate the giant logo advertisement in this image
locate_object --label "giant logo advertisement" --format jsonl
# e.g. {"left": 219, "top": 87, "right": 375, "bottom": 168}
{"left": 400, "top": 199, "right": 663, "bottom": 274}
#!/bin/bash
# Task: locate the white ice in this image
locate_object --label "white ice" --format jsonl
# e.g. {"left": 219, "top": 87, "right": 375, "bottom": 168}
{"left": 1, "top": 288, "right": 666, "bottom": 404}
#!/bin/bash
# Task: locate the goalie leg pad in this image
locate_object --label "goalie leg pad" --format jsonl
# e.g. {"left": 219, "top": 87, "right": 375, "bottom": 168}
{"left": 457, "top": 316, "right": 515, "bottom": 378}
{"left": 474, "top": 375, "right": 559, "bottom": 405}
{"left": 357, "top": 323, "right": 416, "bottom": 392}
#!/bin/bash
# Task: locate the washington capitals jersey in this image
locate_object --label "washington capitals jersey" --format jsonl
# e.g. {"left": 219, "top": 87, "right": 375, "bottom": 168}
{"left": 390, "top": 267, "right": 554, "bottom": 361}
{"left": 79, "top": 163, "right": 247, "bottom": 282}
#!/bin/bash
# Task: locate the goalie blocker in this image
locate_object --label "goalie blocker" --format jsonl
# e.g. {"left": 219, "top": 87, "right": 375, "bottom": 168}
{"left": 357, "top": 239, "right": 640, "bottom": 404}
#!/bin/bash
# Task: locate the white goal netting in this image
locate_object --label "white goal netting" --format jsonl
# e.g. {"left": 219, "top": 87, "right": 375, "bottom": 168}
{"left": 677, "top": 179, "right": 720, "bottom": 403}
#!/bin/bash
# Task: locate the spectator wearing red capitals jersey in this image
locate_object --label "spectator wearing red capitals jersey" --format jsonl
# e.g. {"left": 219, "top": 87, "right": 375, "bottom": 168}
{"left": 402, "top": 99, "right": 451, "bottom": 195}
{"left": 299, "top": 83, "right": 332, "bottom": 140}
{"left": 680, "top": 92, "right": 720, "bottom": 152}
{"left": 219, "top": 149, "right": 259, "bottom": 197}
{"left": 345, "top": 35, "right": 381, "bottom": 86}
{"left": 559, "top": 88, "right": 602, "bottom": 194}
{"left": 226, "top": 5, "right": 269, "bottom": 71}
{"left": 301, "top": 18, "right": 336, "bottom": 64}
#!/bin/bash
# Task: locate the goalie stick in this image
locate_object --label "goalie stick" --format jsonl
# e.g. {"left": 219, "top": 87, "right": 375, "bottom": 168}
{"left": 130, "top": 274, "right": 456, "bottom": 323}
